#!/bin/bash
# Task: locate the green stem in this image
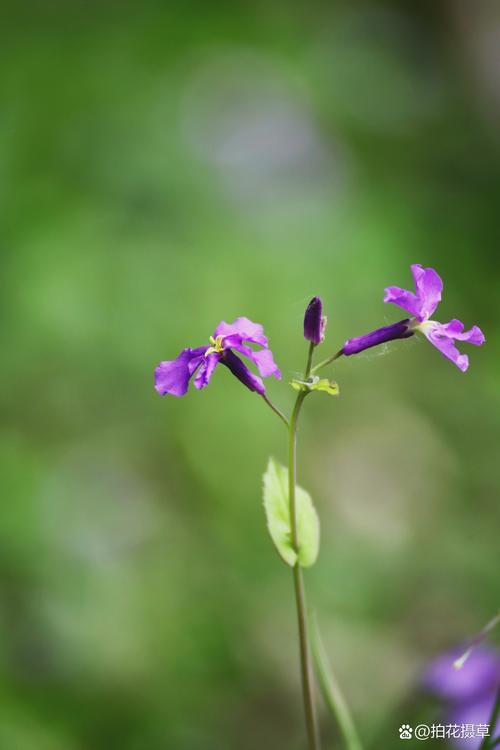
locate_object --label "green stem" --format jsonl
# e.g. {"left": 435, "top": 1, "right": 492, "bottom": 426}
{"left": 261, "top": 392, "right": 289, "bottom": 428}
{"left": 289, "top": 392, "right": 306, "bottom": 549}
{"left": 311, "top": 349, "right": 343, "bottom": 375}
{"left": 304, "top": 341, "right": 315, "bottom": 379}
{"left": 289, "top": 343, "right": 320, "bottom": 750}
{"left": 454, "top": 611, "right": 500, "bottom": 669}
{"left": 311, "top": 614, "right": 364, "bottom": 750}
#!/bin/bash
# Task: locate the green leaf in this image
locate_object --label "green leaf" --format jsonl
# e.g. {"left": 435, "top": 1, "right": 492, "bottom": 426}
{"left": 290, "top": 376, "right": 339, "bottom": 396}
{"left": 262, "top": 458, "right": 320, "bottom": 568}
{"left": 310, "top": 378, "right": 339, "bottom": 396}
{"left": 296, "top": 483, "right": 320, "bottom": 567}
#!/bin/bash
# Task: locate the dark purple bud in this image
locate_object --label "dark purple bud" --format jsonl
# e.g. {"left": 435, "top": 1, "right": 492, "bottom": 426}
{"left": 342, "top": 319, "right": 413, "bottom": 356}
{"left": 221, "top": 350, "right": 265, "bottom": 394}
{"left": 304, "top": 297, "right": 326, "bottom": 345}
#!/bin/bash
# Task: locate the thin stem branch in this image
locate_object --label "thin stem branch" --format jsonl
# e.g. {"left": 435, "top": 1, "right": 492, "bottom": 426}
{"left": 454, "top": 611, "right": 500, "bottom": 669}
{"left": 311, "top": 613, "right": 364, "bottom": 750}
{"left": 260, "top": 393, "right": 289, "bottom": 428}
{"left": 288, "top": 342, "right": 320, "bottom": 750}
{"left": 305, "top": 341, "right": 315, "bottom": 379}
{"left": 311, "top": 349, "right": 343, "bottom": 374}
{"left": 293, "top": 565, "right": 319, "bottom": 749}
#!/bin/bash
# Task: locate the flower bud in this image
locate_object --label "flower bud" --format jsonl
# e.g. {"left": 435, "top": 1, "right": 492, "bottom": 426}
{"left": 304, "top": 297, "right": 326, "bottom": 345}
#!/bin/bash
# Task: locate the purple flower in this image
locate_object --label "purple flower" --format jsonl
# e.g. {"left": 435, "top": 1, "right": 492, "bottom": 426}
{"left": 154, "top": 317, "right": 281, "bottom": 397}
{"left": 424, "top": 648, "right": 500, "bottom": 703}
{"left": 449, "top": 693, "right": 498, "bottom": 750}
{"left": 304, "top": 297, "right": 327, "bottom": 345}
{"left": 384, "top": 264, "right": 485, "bottom": 371}
{"left": 423, "top": 647, "right": 500, "bottom": 750}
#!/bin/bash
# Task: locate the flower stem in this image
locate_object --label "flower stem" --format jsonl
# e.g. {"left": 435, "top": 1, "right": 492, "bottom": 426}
{"left": 453, "top": 611, "right": 500, "bottom": 669}
{"left": 260, "top": 392, "right": 289, "bottom": 428}
{"left": 311, "top": 349, "right": 343, "bottom": 374}
{"left": 304, "top": 341, "right": 315, "bottom": 379}
{"left": 288, "top": 343, "right": 320, "bottom": 750}
{"left": 311, "top": 613, "right": 364, "bottom": 750}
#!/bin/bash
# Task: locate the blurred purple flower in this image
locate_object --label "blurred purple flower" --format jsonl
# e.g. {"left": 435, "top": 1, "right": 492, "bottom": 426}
{"left": 384, "top": 264, "right": 485, "bottom": 371}
{"left": 154, "top": 317, "right": 281, "bottom": 397}
{"left": 423, "top": 647, "right": 500, "bottom": 749}
{"left": 449, "top": 693, "right": 498, "bottom": 750}
{"left": 424, "top": 647, "right": 500, "bottom": 702}
{"left": 304, "top": 296, "right": 327, "bottom": 345}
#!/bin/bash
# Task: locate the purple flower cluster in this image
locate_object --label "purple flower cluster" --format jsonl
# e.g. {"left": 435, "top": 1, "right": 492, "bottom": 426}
{"left": 154, "top": 264, "right": 485, "bottom": 397}
{"left": 423, "top": 647, "right": 500, "bottom": 749}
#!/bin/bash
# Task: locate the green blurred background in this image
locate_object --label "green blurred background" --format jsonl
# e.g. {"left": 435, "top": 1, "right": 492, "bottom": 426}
{"left": 1, "top": 1, "right": 499, "bottom": 748}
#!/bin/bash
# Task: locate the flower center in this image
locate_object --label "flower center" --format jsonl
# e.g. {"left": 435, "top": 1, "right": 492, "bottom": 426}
{"left": 205, "top": 335, "right": 225, "bottom": 356}
{"left": 413, "top": 319, "right": 434, "bottom": 334}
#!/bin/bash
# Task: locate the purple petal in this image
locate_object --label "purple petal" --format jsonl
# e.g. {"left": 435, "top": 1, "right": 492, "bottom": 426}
{"left": 154, "top": 346, "right": 208, "bottom": 397}
{"left": 421, "top": 319, "right": 485, "bottom": 371}
{"left": 304, "top": 296, "right": 326, "bottom": 345}
{"left": 249, "top": 348, "right": 281, "bottom": 379}
{"left": 411, "top": 264, "right": 443, "bottom": 319}
{"left": 448, "top": 693, "right": 499, "bottom": 750}
{"left": 213, "top": 317, "right": 268, "bottom": 347}
{"left": 440, "top": 319, "right": 486, "bottom": 345}
{"left": 342, "top": 319, "right": 413, "bottom": 356}
{"left": 383, "top": 285, "right": 424, "bottom": 319}
{"left": 426, "top": 331, "right": 469, "bottom": 371}
{"left": 384, "top": 264, "right": 443, "bottom": 321}
{"left": 423, "top": 647, "right": 500, "bottom": 703}
{"left": 213, "top": 316, "right": 281, "bottom": 381}
{"left": 220, "top": 350, "right": 265, "bottom": 394}
{"left": 230, "top": 343, "right": 281, "bottom": 380}
{"left": 193, "top": 352, "right": 221, "bottom": 390}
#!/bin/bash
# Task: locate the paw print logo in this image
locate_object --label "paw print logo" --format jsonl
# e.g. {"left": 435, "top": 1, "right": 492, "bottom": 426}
{"left": 399, "top": 724, "right": 413, "bottom": 740}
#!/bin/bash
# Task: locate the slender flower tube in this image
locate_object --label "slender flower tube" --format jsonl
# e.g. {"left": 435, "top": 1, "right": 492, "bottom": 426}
{"left": 304, "top": 297, "right": 327, "bottom": 345}
{"left": 341, "top": 265, "right": 485, "bottom": 371}
{"left": 154, "top": 317, "right": 281, "bottom": 396}
{"left": 343, "top": 319, "right": 413, "bottom": 356}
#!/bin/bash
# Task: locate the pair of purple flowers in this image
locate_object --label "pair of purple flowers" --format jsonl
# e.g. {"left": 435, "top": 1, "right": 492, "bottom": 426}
{"left": 154, "top": 264, "right": 485, "bottom": 397}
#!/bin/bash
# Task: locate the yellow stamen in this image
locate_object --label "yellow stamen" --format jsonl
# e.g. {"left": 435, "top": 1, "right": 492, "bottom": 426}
{"left": 205, "top": 334, "right": 225, "bottom": 356}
